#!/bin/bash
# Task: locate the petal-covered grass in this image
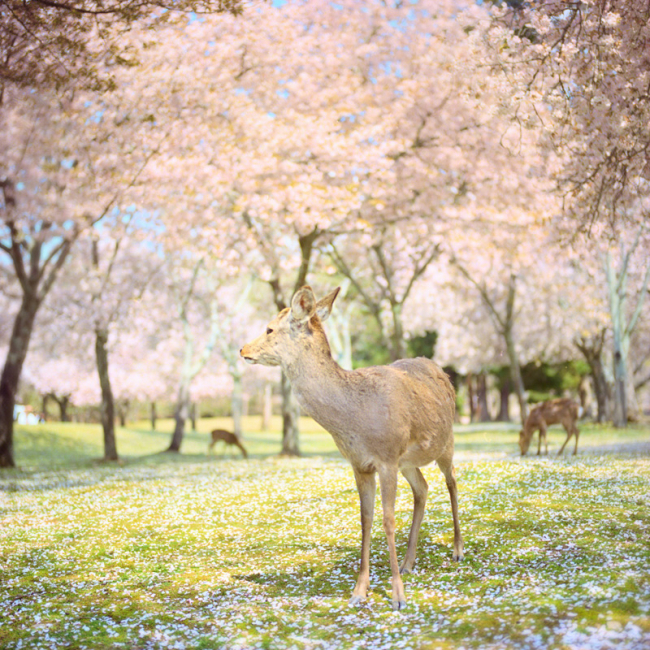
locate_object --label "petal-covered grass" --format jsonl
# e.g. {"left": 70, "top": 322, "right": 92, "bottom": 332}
{"left": 1, "top": 419, "right": 649, "bottom": 649}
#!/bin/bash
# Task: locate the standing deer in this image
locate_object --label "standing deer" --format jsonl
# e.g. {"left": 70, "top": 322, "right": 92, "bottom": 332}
{"left": 240, "top": 286, "right": 462, "bottom": 610}
{"left": 519, "top": 398, "right": 583, "bottom": 456}
{"left": 208, "top": 429, "right": 248, "bottom": 459}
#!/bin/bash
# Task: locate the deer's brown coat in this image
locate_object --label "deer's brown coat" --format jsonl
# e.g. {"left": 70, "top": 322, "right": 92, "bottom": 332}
{"left": 240, "top": 286, "right": 463, "bottom": 610}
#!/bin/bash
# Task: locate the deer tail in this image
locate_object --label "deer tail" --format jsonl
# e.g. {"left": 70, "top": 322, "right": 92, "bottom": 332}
{"left": 577, "top": 405, "right": 584, "bottom": 419}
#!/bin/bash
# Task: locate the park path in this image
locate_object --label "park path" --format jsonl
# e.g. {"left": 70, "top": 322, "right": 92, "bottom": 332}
{"left": 454, "top": 440, "right": 650, "bottom": 463}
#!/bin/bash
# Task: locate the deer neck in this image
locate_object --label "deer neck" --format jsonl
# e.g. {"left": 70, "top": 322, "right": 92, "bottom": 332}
{"left": 283, "top": 340, "right": 349, "bottom": 423}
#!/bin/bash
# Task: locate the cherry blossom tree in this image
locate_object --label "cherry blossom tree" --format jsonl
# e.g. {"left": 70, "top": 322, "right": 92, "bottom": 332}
{"left": 492, "top": 0, "right": 650, "bottom": 230}
{"left": 329, "top": 220, "right": 442, "bottom": 362}
{"left": 0, "top": 88, "right": 81, "bottom": 466}
{"left": 599, "top": 223, "right": 650, "bottom": 424}
{"left": 0, "top": 0, "right": 245, "bottom": 96}
{"left": 164, "top": 257, "right": 220, "bottom": 453}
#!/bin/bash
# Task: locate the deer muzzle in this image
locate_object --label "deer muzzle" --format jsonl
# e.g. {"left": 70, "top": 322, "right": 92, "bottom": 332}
{"left": 240, "top": 344, "right": 256, "bottom": 364}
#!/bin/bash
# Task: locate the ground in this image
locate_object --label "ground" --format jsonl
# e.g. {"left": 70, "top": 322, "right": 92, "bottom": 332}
{"left": 1, "top": 417, "right": 649, "bottom": 649}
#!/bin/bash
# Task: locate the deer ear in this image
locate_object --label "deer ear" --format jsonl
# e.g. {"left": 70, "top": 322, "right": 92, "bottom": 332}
{"left": 315, "top": 287, "right": 341, "bottom": 322}
{"left": 290, "top": 286, "right": 317, "bottom": 323}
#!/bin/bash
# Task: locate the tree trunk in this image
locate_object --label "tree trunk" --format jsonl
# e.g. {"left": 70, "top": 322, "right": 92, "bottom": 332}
{"left": 117, "top": 400, "right": 128, "bottom": 427}
{"left": 190, "top": 402, "right": 197, "bottom": 432}
{"left": 625, "top": 365, "right": 640, "bottom": 422}
{"left": 496, "top": 378, "right": 511, "bottom": 422}
{"left": 168, "top": 380, "right": 190, "bottom": 452}
{"left": 467, "top": 372, "right": 476, "bottom": 423}
{"left": 504, "top": 327, "right": 527, "bottom": 423}
{"left": 269, "top": 279, "right": 302, "bottom": 457}
{"left": 390, "top": 302, "right": 407, "bottom": 361}
{"left": 476, "top": 372, "right": 491, "bottom": 422}
{"left": 42, "top": 393, "right": 50, "bottom": 422}
{"left": 150, "top": 401, "right": 157, "bottom": 430}
{"left": 280, "top": 371, "right": 300, "bottom": 456}
{"left": 231, "top": 371, "right": 244, "bottom": 438}
{"left": 612, "top": 347, "right": 627, "bottom": 427}
{"left": 0, "top": 293, "right": 40, "bottom": 468}
{"left": 262, "top": 383, "right": 272, "bottom": 431}
{"left": 576, "top": 332, "right": 609, "bottom": 424}
{"left": 95, "top": 327, "right": 118, "bottom": 461}
{"left": 55, "top": 395, "right": 70, "bottom": 422}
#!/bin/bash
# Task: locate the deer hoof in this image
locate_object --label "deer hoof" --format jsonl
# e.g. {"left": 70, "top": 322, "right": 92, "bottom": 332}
{"left": 392, "top": 598, "right": 407, "bottom": 611}
{"left": 349, "top": 595, "right": 366, "bottom": 607}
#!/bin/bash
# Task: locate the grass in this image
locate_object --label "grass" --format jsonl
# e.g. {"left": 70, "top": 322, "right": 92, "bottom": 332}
{"left": 1, "top": 417, "right": 649, "bottom": 649}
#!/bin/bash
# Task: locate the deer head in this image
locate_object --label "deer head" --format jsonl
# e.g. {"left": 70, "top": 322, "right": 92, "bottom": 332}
{"left": 518, "top": 429, "right": 531, "bottom": 455}
{"left": 240, "top": 286, "right": 340, "bottom": 368}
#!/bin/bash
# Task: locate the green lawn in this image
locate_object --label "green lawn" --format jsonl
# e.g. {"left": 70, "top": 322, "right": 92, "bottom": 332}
{"left": 1, "top": 419, "right": 649, "bottom": 649}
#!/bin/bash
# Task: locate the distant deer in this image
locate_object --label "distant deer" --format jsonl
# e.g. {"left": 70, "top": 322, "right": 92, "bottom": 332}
{"left": 208, "top": 429, "right": 248, "bottom": 459}
{"left": 519, "top": 398, "right": 583, "bottom": 457}
{"left": 240, "top": 286, "right": 462, "bottom": 610}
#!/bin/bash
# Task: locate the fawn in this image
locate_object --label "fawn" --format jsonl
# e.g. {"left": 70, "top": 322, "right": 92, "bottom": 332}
{"left": 240, "top": 286, "right": 462, "bottom": 610}
{"left": 519, "top": 398, "right": 583, "bottom": 456}
{"left": 208, "top": 429, "right": 248, "bottom": 459}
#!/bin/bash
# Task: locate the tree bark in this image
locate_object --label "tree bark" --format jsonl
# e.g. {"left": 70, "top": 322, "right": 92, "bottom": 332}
{"left": 467, "top": 372, "right": 476, "bottom": 423}
{"left": 95, "top": 327, "right": 118, "bottom": 461}
{"left": 476, "top": 372, "right": 491, "bottom": 422}
{"left": 53, "top": 395, "right": 70, "bottom": 422}
{"left": 269, "top": 279, "right": 302, "bottom": 457}
{"left": 190, "top": 402, "right": 197, "bottom": 432}
{"left": 496, "top": 378, "right": 511, "bottom": 422}
{"left": 612, "top": 349, "right": 627, "bottom": 427}
{"left": 168, "top": 380, "right": 190, "bottom": 452}
{"left": 150, "top": 401, "right": 157, "bottom": 430}
{"left": 576, "top": 332, "right": 609, "bottom": 424}
{"left": 231, "top": 370, "right": 244, "bottom": 438}
{"left": 280, "top": 371, "right": 300, "bottom": 456}
{"left": 389, "top": 302, "right": 407, "bottom": 361}
{"left": 42, "top": 393, "right": 50, "bottom": 422}
{"left": 262, "top": 383, "right": 272, "bottom": 431}
{"left": 504, "top": 327, "right": 528, "bottom": 423}
{"left": 116, "top": 400, "right": 129, "bottom": 427}
{"left": 0, "top": 293, "right": 40, "bottom": 468}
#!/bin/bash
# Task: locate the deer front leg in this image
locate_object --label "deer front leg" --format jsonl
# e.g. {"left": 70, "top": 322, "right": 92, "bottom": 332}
{"left": 378, "top": 465, "right": 406, "bottom": 610}
{"left": 350, "top": 469, "right": 376, "bottom": 606}
{"left": 399, "top": 467, "right": 428, "bottom": 575}
{"left": 537, "top": 423, "right": 547, "bottom": 456}
{"left": 572, "top": 426, "right": 580, "bottom": 455}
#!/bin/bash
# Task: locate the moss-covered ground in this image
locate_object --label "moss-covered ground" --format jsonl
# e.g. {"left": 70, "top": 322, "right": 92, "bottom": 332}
{"left": 1, "top": 418, "right": 649, "bottom": 649}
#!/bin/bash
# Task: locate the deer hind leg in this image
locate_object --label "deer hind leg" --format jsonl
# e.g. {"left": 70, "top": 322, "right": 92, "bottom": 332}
{"left": 437, "top": 457, "right": 464, "bottom": 562}
{"left": 350, "top": 469, "right": 376, "bottom": 606}
{"left": 399, "top": 467, "right": 428, "bottom": 575}
{"left": 557, "top": 423, "right": 574, "bottom": 456}
{"left": 377, "top": 465, "right": 406, "bottom": 610}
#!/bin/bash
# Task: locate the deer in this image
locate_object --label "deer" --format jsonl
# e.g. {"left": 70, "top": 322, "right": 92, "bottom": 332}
{"left": 208, "top": 429, "right": 248, "bottom": 459}
{"left": 519, "top": 398, "right": 583, "bottom": 457}
{"left": 240, "top": 286, "right": 462, "bottom": 611}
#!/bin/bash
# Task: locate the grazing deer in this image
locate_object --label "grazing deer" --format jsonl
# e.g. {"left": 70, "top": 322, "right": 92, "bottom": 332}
{"left": 208, "top": 429, "right": 248, "bottom": 459}
{"left": 519, "top": 398, "right": 583, "bottom": 457}
{"left": 240, "top": 286, "right": 462, "bottom": 610}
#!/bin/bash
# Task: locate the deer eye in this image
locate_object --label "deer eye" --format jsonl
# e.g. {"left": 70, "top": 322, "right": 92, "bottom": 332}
{"left": 266, "top": 328, "right": 273, "bottom": 335}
